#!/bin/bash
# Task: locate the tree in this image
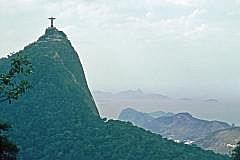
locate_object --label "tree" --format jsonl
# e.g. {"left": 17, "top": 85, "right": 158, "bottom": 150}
{"left": 232, "top": 142, "right": 240, "bottom": 160}
{"left": 0, "top": 53, "right": 32, "bottom": 160}
{"left": 0, "top": 123, "right": 19, "bottom": 160}
{"left": 0, "top": 53, "right": 32, "bottom": 103}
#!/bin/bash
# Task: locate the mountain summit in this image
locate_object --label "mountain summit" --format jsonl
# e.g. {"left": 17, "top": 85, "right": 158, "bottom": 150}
{"left": 0, "top": 27, "right": 99, "bottom": 158}
{"left": 35, "top": 27, "right": 98, "bottom": 116}
{"left": 0, "top": 28, "right": 229, "bottom": 160}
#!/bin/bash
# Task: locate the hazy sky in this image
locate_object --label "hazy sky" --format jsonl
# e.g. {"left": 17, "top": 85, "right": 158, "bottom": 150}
{"left": 0, "top": 0, "right": 240, "bottom": 101}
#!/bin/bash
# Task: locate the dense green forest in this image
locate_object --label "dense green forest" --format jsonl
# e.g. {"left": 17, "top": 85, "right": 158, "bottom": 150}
{"left": 0, "top": 28, "right": 230, "bottom": 160}
{"left": 0, "top": 54, "right": 32, "bottom": 160}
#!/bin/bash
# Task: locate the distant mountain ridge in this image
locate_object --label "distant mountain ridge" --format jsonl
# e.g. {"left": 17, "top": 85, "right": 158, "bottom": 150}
{"left": 197, "top": 127, "right": 240, "bottom": 155}
{"left": 119, "top": 108, "right": 174, "bottom": 128}
{"left": 119, "top": 108, "right": 231, "bottom": 141}
{"left": 93, "top": 89, "right": 169, "bottom": 99}
{"left": 149, "top": 112, "right": 231, "bottom": 141}
{"left": 93, "top": 89, "right": 225, "bottom": 123}
{"left": 0, "top": 28, "right": 229, "bottom": 160}
{"left": 147, "top": 110, "right": 174, "bottom": 118}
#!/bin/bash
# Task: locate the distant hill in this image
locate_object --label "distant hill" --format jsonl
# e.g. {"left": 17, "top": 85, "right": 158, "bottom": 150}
{"left": 118, "top": 108, "right": 154, "bottom": 128}
{"left": 148, "top": 113, "right": 231, "bottom": 141}
{"left": 119, "top": 108, "right": 231, "bottom": 141}
{"left": 119, "top": 108, "right": 174, "bottom": 128}
{"left": 93, "top": 89, "right": 169, "bottom": 99}
{"left": 147, "top": 110, "right": 175, "bottom": 118}
{"left": 93, "top": 90, "right": 228, "bottom": 124}
{"left": 0, "top": 27, "right": 229, "bottom": 160}
{"left": 196, "top": 127, "right": 240, "bottom": 155}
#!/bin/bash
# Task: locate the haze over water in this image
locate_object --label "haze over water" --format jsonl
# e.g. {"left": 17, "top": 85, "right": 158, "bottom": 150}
{"left": 0, "top": 0, "right": 239, "bottom": 124}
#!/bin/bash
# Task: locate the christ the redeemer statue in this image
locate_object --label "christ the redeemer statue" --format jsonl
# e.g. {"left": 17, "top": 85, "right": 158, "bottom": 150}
{"left": 48, "top": 17, "right": 56, "bottom": 27}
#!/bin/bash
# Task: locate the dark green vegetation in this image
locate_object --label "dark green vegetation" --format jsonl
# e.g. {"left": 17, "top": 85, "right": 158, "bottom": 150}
{"left": 0, "top": 123, "right": 18, "bottom": 160}
{"left": 232, "top": 142, "right": 240, "bottom": 160}
{"left": 0, "top": 27, "right": 230, "bottom": 160}
{"left": 0, "top": 54, "right": 32, "bottom": 160}
{"left": 0, "top": 53, "right": 32, "bottom": 103}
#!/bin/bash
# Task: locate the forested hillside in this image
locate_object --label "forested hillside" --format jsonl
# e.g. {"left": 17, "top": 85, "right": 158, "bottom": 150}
{"left": 0, "top": 27, "right": 230, "bottom": 160}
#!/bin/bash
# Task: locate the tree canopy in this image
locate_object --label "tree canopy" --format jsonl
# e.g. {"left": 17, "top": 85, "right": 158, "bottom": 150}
{"left": 232, "top": 142, "right": 240, "bottom": 160}
{"left": 0, "top": 53, "right": 32, "bottom": 104}
{"left": 0, "top": 53, "right": 32, "bottom": 160}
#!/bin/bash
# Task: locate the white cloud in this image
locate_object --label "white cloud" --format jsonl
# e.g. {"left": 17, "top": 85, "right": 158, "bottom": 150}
{"left": 0, "top": 0, "right": 37, "bottom": 6}
{"left": 145, "top": 0, "right": 194, "bottom": 6}
{"left": 184, "top": 23, "right": 207, "bottom": 38}
{"left": 188, "top": 9, "right": 205, "bottom": 19}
